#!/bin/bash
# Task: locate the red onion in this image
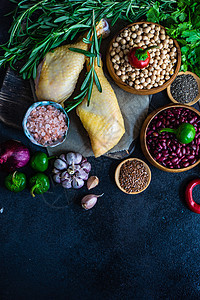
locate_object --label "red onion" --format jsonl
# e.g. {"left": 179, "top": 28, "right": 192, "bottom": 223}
{"left": 0, "top": 140, "right": 30, "bottom": 172}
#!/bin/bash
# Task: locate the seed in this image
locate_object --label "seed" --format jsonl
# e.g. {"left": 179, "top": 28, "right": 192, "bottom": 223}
{"left": 170, "top": 74, "right": 198, "bottom": 103}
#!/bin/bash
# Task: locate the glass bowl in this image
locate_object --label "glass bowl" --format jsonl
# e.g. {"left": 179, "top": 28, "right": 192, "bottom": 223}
{"left": 22, "top": 101, "right": 70, "bottom": 147}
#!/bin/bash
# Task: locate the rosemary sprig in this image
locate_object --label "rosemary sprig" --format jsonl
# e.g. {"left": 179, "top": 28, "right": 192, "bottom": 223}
{"left": 67, "top": 11, "right": 102, "bottom": 109}
{"left": 0, "top": 0, "right": 177, "bottom": 110}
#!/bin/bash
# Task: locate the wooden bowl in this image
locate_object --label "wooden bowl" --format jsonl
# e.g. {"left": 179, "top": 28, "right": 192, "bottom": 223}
{"left": 167, "top": 71, "right": 200, "bottom": 106}
{"left": 115, "top": 158, "right": 151, "bottom": 194}
{"left": 140, "top": 104, "right": 200, "bottom": 172}
{"left": 106, "top": 21, "right": 181, "bottom": 95}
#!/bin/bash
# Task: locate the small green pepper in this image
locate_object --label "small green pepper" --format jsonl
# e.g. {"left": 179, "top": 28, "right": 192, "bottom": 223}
{"left": 159, "top": 123, "right": 196, "bottom": 144}
{"left": 5, "top": 171, "right": 26, "bottom": 192}
{"left": 30, "top": 151, "right": 54, "bottom": 172}
{"left": 29, "top": 173, "right": 50, "bottom": 197}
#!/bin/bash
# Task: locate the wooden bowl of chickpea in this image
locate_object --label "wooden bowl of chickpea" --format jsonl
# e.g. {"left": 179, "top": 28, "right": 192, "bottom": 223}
{"left": 106, "top": 22, "right": 181, "bottom": 95}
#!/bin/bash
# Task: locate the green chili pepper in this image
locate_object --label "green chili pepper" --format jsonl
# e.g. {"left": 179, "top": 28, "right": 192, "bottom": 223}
{"left": 30, "top": 151, "right": 54, "bottom": 172}
{"left": 5, "top": 171, "right": 26, "bottom": 192}
{"left": 159, "top": 123, "right": 196, "bottom": 144}
{"left": 29, "top": 173, "right": 50, "bottom": 197}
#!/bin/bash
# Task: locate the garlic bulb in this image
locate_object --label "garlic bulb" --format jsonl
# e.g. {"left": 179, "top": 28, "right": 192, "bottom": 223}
{"left": 52, "top": 152, "right": 91, "bottom": 189}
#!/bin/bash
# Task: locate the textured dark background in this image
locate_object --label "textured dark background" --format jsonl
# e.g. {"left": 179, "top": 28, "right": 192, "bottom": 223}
{"left": 0, "top": 1, "right": 200, "bottom": 299}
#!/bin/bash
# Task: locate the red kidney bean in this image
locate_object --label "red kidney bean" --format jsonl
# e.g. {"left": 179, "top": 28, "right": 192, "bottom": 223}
{"left": 183, "top": 162, "right": 190, "bottom": 167}
{"left": 187, "top": 155, "right": 195, "bottom": 160}
{"left": 171, "top": 157, "right": 179, "bottom": 163}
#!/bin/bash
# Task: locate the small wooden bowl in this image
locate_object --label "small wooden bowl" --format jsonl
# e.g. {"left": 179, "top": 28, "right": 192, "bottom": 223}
{"left": 106, "top": 22, "right": 181, "bottom": 95}
{"left": 167, "top": 71, "right": 200, "bottom": 106}
{"left": 115, "top": 158, "right": 151, "bottom": 194}
{"left": 140, "top": 104, "right": 200, "bottom": 172}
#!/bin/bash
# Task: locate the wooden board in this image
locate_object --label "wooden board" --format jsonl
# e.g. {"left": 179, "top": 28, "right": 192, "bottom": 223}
{"left": 0, "top": 68, "right": 34, "bottom": 130}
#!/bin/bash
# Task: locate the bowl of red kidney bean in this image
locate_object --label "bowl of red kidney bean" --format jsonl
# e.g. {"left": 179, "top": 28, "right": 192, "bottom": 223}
{"left": 140, "top": 104, "right": 200, "bottom": 172}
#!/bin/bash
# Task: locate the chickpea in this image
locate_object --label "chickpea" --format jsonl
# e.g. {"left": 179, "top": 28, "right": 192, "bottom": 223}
{"left": 135, "top": 24, "right": 139, "bottom": 30}
{"left": 135, "top": 70, "right": 140, "bottom": 75}
{"left": 129, "top": 40, "right": 134, "bottom": 46}
{"left": 140, "top": 78, "right": 145, "bottom": 83}
{"left": 150, "top": 29, "right": 155, "bottom": 34}
{"left": 119, "top": 51, "right": 124, "bottom": 58}
{"left": 135, "top": 38, "right": 141, "bottom": 44}
{"left": 160, "top": 35, "right": 165, "bottom": 40}
{"left": 129, "top": 81, "right": 133, "bottom": 86}
{"left": 147, "top": 33, "right": 154, "bottom": 39}
{"left": 135, "top": 84, "right": 140, "bottom": 89}
{"left": 121, "top": 59, "right": 125, "bottom": 64}
{"left": 132, "top": 33, "right": 137, "bottom": 39}
{"left": 165, "top": 75, "right": 170, "bottom": 80}
{"left": 111, "top": 58, "right": 116, "bottom": 63}
{"left": 159, "top": 81, "right": 164, "bottom": 86}
{"left": 147, "top": 84, "right": 152, "bottom": 89}
{"left": 160, "top": 54, "right": 165, "bottom": 60}
{"left": 116, "top": 70, "right": 121, "bottom": 76}
{"left": 113, "top": 42, "right": 119, "bottom": 48}
{"left": 148, "top": 66, "right": 154, "bottom": 72}
{"left": 146, "top": 77, "right": 151, "bottom": 84}
{"left": 143, "top": 23, "right": 148, "bottom": 28}
{"left": 143, "top": 82, "right": 148, "bottom": 87}
{"left": 114, "top": 54, "right": 120, "bottom": 61}
{"left": 158, "top": 43, "right": 163, "bottom": 49}
{"left": 121, "top": 66, "right": 125, "bottom": 72}
{"left": 155, "top": 26, "right": 160, "bottom": 31}
{"left": 154, "top": 83, "right": 158, "bottom": 87}
{"left": 156, "top": 76, "right": 160, "bottom": 82}
{"left": 150, "top": 24, "right": 155, "bottom": 29}
{"left": 161, "top": 70, "right": 165, "bottom": 76}
{"left": 144, "top": 27, "right": 151, "bottom": 33}
{"left": 127, "top": 66, "right": 132, "bottom": 72}
{"left": 143, "top": 36, "right": 149, "bottom": 41}
{"left": 153, "top": 69, "right": 158, "bottom": 75}
{"left": 114, "top": 64, "right": 119, "bottom": 70}
{"left": 154, "top": 36, "right": 159, "bottom": 41}
{"left": 121, "top": 75, "right": 126, "bottom": 81}
{"left": 135, "top": 79, "right": 140, "bottom": 85}
{"left": 131, "top": 73, "right": 136, "bottom": 79}
{"left": 110, "top": 50, "right": 115, "bottom": 56}
{"left": 172, "top": 47, "right": 177, "bottom": 52}
{"left": 116, "top": 47, "right": 121, "bottom": 53}
{"left": 149, "top": 58, "right": 154, "bottom": 64}
{"left": 140, "top": 73, "right": 144, "bottom": 78}
{"left": 131, "top": 26, "right": 135, "bottom": 31}
{"left": 162, "top": 64, "right": 167, "bottom": 69}
{"left": 148, "top": 71, "right": 152, "bottom": 76}
{"left": 116, "top": 37, "right": 122, "bottom": 42}
{"left": 123, "top": 32, "right": 128, "bottom": 38}
{"left": 121, "top": 39, "right": 126, "bottom": 45}
{"left": 121, "top": 45, "right": 126, "bottom": 50}
{"left": 145, "top": 41, "right": 150, "bottom": 45}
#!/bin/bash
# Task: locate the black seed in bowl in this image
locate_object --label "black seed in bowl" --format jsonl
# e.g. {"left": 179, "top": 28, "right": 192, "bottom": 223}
{"left": 170, "top": 74, "right": 198, "bottom": 103}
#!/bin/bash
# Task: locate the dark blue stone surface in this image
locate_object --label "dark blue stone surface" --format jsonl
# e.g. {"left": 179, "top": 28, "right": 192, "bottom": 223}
{"left": 0, "top": 1, "right": 200, "bottom": 299}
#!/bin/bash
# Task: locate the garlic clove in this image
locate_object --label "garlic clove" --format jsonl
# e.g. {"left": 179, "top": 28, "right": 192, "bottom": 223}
{"left": 87, "top": 176, "right": 99, "bottom": 190}
{"left": 81, "top": 194, "right": 104, "bottom": 210}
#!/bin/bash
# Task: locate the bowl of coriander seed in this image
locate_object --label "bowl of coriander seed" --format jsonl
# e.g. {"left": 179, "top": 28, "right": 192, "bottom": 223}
{"left": 106, "top": 22, "right": 181, "bottom": 95}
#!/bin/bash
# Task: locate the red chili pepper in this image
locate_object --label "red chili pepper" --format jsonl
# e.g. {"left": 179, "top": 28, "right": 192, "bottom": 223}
{"left": 128, "top": 46, "right": 157, "bottom": 69}
{"left": 185, "top": 178, "right": 200, "bottom": 213}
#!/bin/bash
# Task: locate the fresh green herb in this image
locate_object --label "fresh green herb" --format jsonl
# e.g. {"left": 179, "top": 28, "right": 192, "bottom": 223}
{"left": 147, "top": 0, "right": 200, "bottom": 77}
{"left": 0, "top": 0, "right": 177, "bottom": 109}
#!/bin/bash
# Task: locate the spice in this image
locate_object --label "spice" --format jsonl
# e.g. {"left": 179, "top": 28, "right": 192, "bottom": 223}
{"left": 119, "top": 160, "right": 149, "bottom": 193}
{"left": 170, "top": 74, "right": 198, "bottom": 103}
{"left": 26, "top": 105, "right": 68, "bottom": 146}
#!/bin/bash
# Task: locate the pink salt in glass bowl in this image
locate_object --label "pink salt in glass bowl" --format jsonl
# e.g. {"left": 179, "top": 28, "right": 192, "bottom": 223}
{"left": 22, "top": 101, "right": 70, "bottom": 147}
